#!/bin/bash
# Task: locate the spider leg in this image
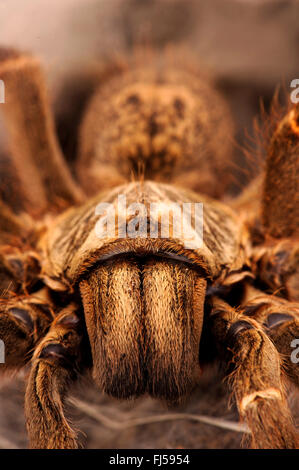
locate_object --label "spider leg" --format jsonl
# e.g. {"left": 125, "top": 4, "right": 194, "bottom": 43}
{"left": 0, "top": 47, "right": 84, "bottom": 214}
{"left": 262, "top": 102, "right": 299, "bottom": 238}
{"left": 252, "top": 238, "right": 299, "bottom": 303}
{"left": 241, "top": 285, "right": 299, "bottom": 387}
{"left": 210, "top": 297, "right": 299, "bottom": 449}
{"left": 0, "top": 195, "right": 53, "bottom": 367}
{"left": 25, "top": 304, "right": 84, "bottom": 449}
{"left": 0, "top": 290, "right": 53, "bottom": 370}
{"left": 0, "top": 199, "right": 29, "bottom": 241}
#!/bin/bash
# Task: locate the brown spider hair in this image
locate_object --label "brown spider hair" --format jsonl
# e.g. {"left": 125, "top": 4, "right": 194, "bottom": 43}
{"left": 0, "top": 46, "right": 298, "bottom": 450}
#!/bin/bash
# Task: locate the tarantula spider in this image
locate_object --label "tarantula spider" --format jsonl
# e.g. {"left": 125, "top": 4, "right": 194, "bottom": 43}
{"left": 0, "top": 47, "right": 298, "bottom": 449}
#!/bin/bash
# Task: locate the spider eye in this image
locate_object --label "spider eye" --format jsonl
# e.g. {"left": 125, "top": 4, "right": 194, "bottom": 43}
{"left": 126, "top": 93, "right": 141, "bottom": 105}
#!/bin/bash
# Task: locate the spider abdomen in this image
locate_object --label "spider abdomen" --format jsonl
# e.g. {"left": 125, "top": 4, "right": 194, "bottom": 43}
{"left": 77, "top": 55, "right": 234, "bottom": 198}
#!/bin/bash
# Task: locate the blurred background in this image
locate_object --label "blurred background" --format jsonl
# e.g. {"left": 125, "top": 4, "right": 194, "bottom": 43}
{"left": 0, "top": 0, "right": 298, "bottom": 449}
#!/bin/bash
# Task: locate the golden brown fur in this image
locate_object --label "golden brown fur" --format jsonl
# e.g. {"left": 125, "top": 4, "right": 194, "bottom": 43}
{"left": 80, "top": 256, "right": 205, "bottom": 403}
{"left": 263, "top": 105, "right": 299, "bottom": 238}
{"left": 0, "top": 49, "right": 83, "bottom": 214}
{"left": 0, "top": 46, "right": 298, "bottom": 449}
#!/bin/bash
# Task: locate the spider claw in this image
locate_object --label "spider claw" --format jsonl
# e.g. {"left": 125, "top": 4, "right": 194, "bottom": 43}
{"left": 226, "top": 320, "right": 254, "bottom": 345}
{"left": 8, "top": 307, "right": 34, "bottom": 332}
{"left": 7, "top": 258, "right": 24, "bottom": 278}
{"left": 265, "top": 313, "right": 294, "bottom": 329}
{"left": 39, "top": 343, "right": 70, "bottom": 363}
{"left": 56, "top": 313, "right": 80, "bottom": 327}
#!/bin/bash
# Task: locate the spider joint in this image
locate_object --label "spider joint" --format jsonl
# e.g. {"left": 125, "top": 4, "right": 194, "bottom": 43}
{"left": 239, "top": 387, "right": 282, "bottom": 414}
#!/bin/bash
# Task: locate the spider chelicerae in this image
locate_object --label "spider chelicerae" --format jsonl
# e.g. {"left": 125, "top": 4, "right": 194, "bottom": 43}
{"left": 0, "top": 47, "right": 298, "bottom": 449}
